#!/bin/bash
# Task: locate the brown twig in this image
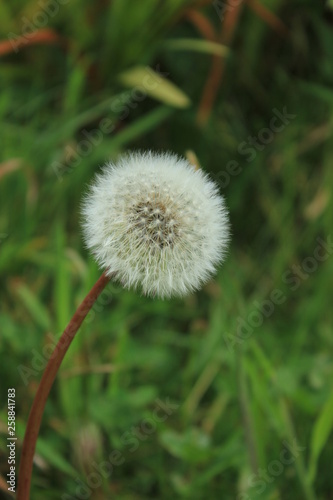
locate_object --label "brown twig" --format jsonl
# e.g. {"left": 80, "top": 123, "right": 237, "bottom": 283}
{"left": 196, "top": 2, "right": 244, "bottom": 126}
{"left": 246, "top": 0, "right": 288, "bottom": 36}
{"left": 0, "top": 29, "right": 64, "bottom": 57}
{"left": 185, "top": 8, "right": 216, "bottom": 41}
{"left": 17, "top": 271, "right": 111, "bottom": 500}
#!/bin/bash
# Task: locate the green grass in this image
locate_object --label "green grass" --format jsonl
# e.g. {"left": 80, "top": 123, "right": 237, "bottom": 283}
{"left": 1, "top": 0, "right": 333, "bottom": 499}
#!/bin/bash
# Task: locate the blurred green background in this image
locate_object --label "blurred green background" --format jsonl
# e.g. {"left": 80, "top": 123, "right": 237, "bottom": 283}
{"left": 1, "top": 0, "right": 333, "bottom": 499}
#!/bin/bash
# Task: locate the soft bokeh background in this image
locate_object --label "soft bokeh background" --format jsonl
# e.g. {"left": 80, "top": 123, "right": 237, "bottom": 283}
{"left": 1, "top": 1, "right": 333, "bottom": 499}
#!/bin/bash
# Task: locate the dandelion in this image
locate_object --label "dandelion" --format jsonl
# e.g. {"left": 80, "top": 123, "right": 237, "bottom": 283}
{"left": 17, "top": 151, "right": 230, "bottom": 500}
{"left": 82, "top": 151, "right": 230, "bottom": 298}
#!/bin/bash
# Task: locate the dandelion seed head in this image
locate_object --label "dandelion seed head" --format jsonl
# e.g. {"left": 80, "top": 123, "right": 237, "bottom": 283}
{"left": 81, "top": 151, "right": 230, "bottom": 298}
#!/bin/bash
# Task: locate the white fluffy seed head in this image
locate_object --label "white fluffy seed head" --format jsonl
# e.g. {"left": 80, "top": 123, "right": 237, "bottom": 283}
{"left": 81, "top": 151, "right": 230, "bottom": 298}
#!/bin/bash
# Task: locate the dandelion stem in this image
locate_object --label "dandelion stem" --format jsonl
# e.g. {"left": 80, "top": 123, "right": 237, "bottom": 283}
{"left": 17, "top": 271, "right": 110, "bottom": 500}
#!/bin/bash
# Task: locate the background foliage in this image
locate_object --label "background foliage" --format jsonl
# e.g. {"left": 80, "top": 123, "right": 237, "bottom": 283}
{"left": 0, "top": 0, "right": 333, "bottom": 498}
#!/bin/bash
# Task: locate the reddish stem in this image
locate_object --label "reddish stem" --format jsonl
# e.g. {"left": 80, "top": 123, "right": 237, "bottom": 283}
{"left": 197, "top": 1, "right": 244, "bottom": 126}
{"left": 17, "top": 271, "right": 110, "bottom": 500}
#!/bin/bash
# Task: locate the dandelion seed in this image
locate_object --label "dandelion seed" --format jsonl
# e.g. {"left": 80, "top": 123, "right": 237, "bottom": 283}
{"left": 81, "top": 151, "right": 230, "bottom": 298}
